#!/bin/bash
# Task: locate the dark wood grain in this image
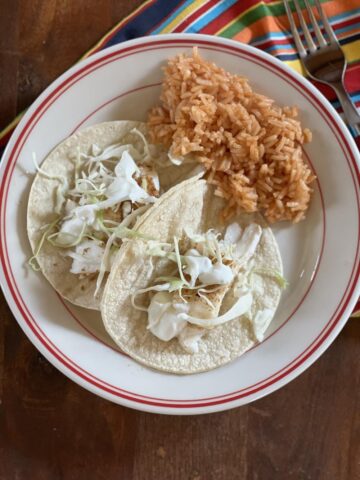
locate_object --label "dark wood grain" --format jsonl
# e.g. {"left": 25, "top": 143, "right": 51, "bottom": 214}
{"left": 0, "top": 2, "right": 359, "bottom": 479}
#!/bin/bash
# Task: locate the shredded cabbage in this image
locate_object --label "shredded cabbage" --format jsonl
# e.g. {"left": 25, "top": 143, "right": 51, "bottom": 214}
{"left": 94, "top": 210, "right": 154, "bottom": 297}
{"left": 47, "top": 221, "right": 87, "bottom": 248}
{"left": 197, "top": 290, "right": 215, "bottom": 309}
{"left": 181, "top": 291, "right": 253, "bottom": 328}
{"left": 142, "top": 228, "right": 240, "bottom": 300}
{"left": 33, "top": 153, "right": 69, "bottom": 214}
{"left": 135, "top": 223, "right": 267, "bottom": 348}
{"left": 131, "top": 283, "right": 171, "bottom": 312}
{"left": 28, "top": 217, "right": 60, "bottom": 271}
{"left": 252, "top": 268, "right": 288, "bottom": 289}
{"left": 131, "top": 128, "right": 151, "bottom": 160}
{"left": 154, "top": 276, "right": 187, "bottom": 292}
{"left": 173, "top": 236, "right": 189, "bottom": 287}
{"left": 30, "top": 133, "right": 161, "bottom": 289}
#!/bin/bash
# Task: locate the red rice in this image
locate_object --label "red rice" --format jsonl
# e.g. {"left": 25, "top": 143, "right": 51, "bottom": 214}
{"left": 148, "top": 47, "right": 315, "bottom": 223}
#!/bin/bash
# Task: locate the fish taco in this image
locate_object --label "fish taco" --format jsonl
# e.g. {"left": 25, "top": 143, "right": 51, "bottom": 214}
{"left": 101, "top": 179, "right": 285, "bottom": 374}
{"left": 27, "top": 121, "right": 200, "bottom": 309}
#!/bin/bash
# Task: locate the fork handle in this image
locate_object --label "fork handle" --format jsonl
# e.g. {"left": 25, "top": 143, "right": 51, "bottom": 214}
{"left": 331, "top": 82, "right": 360, "bottom": 134}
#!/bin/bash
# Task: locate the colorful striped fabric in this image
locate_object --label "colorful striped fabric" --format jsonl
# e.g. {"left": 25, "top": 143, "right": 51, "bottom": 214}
{"left": 0, "top": 0, "right": 359, "bottom": 315}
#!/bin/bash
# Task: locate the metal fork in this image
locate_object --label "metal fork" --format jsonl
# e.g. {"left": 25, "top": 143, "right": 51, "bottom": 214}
{"left": 284, "top": 0, "right": 360, "bottom": 132}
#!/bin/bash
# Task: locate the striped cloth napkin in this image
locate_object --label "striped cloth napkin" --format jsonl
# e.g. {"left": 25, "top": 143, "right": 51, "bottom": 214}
{"left": 0, "top": 0, "right": 359, "bottom": 315}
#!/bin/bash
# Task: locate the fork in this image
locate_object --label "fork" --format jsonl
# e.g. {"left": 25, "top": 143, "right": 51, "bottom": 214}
{"left": 284, "top": 0, "right": 360, "bottom": 132}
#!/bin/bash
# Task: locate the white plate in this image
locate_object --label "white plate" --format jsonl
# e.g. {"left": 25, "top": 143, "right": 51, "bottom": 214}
{"left": 0, "top": 34, "right": 359, "bottom": 415}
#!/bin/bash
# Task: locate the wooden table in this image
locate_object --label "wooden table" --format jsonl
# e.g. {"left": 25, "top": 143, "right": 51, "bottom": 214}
{"left": 0, "top": 2, "right": 359, "bottom": 479}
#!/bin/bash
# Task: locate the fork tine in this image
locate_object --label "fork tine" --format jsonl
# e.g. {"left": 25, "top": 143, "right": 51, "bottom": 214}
{"left": 293, "top": 0, "right": 317, "bottom": 52}
{"left": 304, "top": 0, "right": 327, "bottom": 47}
{"left": 313, "top": 0, "right": 338, "bottom": 44}
{"left": 283, "top": 0, "right": 307, "bottom": 58}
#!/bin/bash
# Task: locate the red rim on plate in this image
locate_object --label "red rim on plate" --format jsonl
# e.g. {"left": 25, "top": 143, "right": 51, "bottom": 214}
{"left": 0, "top": 35, "right": 359, "bottom": 413}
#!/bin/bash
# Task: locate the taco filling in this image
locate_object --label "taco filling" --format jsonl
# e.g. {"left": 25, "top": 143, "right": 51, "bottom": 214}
{"left": 30, "top": 128, "right": 160, "bottom": 295}
{"left": 101, "top": 179, "right": 285, "bottom": 374}
{"left": 131, "top": 223, "right": 284, "bottom": 353}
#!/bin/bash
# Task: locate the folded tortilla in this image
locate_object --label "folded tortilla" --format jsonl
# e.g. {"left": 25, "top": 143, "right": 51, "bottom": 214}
{"left": 27, "top": 121, "right": 199, "bottom": 309}
{"left": 101, "top": 180, "right": 283, "bottom": 374}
